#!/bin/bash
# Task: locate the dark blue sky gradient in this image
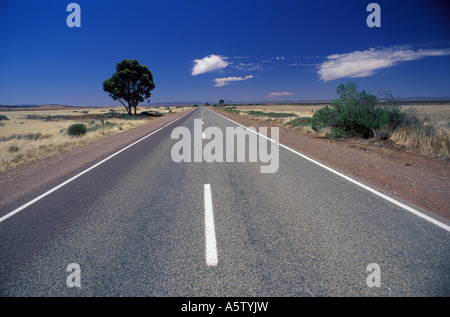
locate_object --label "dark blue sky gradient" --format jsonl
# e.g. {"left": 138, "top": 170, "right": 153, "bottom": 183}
{"left": 0, "top": 0, "right": 449, "bottom": 106}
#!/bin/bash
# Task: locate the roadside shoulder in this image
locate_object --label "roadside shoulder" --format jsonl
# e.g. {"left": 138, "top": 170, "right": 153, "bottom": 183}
{"left": 0, "top": 110, "right": 192, "bottom": 209}
{"left": 211, "top": 108, "right": 449, "bottom": 221}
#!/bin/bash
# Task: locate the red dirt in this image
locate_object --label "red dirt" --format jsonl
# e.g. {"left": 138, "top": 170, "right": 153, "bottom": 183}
{"left": 213, "top": 109, "right": 449, "bottom": 221}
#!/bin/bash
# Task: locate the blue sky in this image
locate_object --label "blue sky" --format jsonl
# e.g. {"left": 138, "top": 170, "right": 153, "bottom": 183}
{"left": 0, "top": 0, "right": 449, "bottom": 106}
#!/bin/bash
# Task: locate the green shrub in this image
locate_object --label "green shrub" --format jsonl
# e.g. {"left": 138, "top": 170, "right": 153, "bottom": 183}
{"left": 312, "top": 82, "right": 404, "bottom": 139}
{"left": 247, "top": 110, "right": 297, "bottom": 118}
{"left": 311, "top": 105, "right": 337, "bottom": 132}
{"left": 224, "top": 106, "right": 240, "bottom": 114}
{"left": 8, "top": 145, "right": 19, "bottom": 153}
{"left": 285, "top": 117, "right": 313, "bottom": 127}
{"left": 86, "top": 120, "right": 118, "bottom": 132}
{"left": 328, "top": 126, "right": 349, "bottom": 139}
{"left": 67, "top": 123, "right": 87, "bottom": 137}
{"left": 0, "top": 133, "right": 50, "bottom": 142}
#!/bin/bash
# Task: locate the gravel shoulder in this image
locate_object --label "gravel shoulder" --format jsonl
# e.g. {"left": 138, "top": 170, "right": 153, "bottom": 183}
{"left": 0, "top": 110, "right": 192, "bottom": 209}
{"left": 212, "top": 108, "right": 449, "bottom": 221}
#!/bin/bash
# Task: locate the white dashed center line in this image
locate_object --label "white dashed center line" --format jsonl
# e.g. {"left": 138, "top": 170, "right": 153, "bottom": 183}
{"left": 204, "top": 184, "right": 218, "bottom": 266}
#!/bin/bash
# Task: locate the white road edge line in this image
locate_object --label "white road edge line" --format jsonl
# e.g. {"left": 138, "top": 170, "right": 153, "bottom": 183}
{"left": 0, "top": 111, "right": 193, "bottom": 224}
{"left": 204, "top": 184, "right": 218, "bottom": 266}
{"left": 209, "top": 108, "right": 450, "bottom": 233}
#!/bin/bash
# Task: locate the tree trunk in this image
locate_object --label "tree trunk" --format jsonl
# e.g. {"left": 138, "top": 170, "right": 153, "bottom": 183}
{"left": 125, "top": 103, "right": 132, "bottom": 116}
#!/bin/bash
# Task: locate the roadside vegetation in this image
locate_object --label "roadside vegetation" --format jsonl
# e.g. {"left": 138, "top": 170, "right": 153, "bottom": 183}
{"left": 0, "top": 56, "right": 193, "bottom": 173}
{"left": 309, "top": 82, "right": 406, "bottom": 139}
{"left": 103, "top": 59, "right": 155, "bottom": 116}
{"left": 215, "top": 82, "right": 449, "bottom": 160}
{"left": 0, "top": 106, "right": 188, "bottom": 172}
{"left": 390, "top": 121, "right": 449, "bottom": 159}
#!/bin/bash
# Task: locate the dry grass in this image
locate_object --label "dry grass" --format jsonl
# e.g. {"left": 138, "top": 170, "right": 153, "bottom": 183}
{"left": 390, "top": 123, "right": 450, "bottom": 160}
{"left": 390, "top": 104, "right": 450, "bottom": 160}
{"left": 223, "top": 103, "right": 450, "bottom": 159}
{"left": 401, "top": 104, "right": 450, "bottom": 122}
{"left": 233, "top": 104, "right": 326, "bottom": 124}
{"left": 0, "top": 106, "right": 190, "bottom": 172}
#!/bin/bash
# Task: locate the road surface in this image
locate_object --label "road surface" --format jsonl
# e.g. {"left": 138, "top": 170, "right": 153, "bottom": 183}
{"left": 0, "top": 107, "right": 449, "bottom": 297}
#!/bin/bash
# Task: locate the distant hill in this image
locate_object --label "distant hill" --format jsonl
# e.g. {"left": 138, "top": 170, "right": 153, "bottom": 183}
{"left": 1, "top": 96, "right": 449, "bottom": 111}
{"left": 152, "top": 96, "right": 450, "bottom": 106}
{"left": 0, "top": 104, "right": 74, "bottom": 111}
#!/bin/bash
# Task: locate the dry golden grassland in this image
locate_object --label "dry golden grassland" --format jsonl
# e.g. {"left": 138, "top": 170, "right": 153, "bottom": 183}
{"left": 230, "top": 104, "right": 326, "bottom": 134}
{"left": 235, "top": 104, "right": 325, "bottom": 122}
{"left": 0, "top": 105, "right": 190, "bottom": 172}
{"left": 390, "top": 104, "right": 450, "bottom": 159}
{"left": 226, "top": 103, "right": 450, "bottom": 159}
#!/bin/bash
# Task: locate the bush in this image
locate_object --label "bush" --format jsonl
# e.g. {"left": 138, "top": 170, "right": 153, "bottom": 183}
{"left": 328, "top": 126, "right": 350, "bottom": 139}
{"left": 285, "top": 117, "right": 313, "bottom": 127}
{"left": 312, "top": 82, "right": 404, "bottom": 139}
{"left": 311, "top": 105, "right": 336, "bottom": 132}
{"left": 0, "top": 115, "right": 9, "bottom": 121}
{"left": 247, "top": 110, "right": 297, "bottom": 118}
{"left": 67, "top": 123, "right": 87, "bottom": 137}
{"left": 8, "top": 145, "right": 19, "bottom": 153}
{"left": 224, "top": 106, "right": 240, "bottom": 114}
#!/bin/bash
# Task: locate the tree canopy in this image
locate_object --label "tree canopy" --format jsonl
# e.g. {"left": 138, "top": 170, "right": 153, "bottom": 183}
{"left": 103, "top": 59, "right": 155, "bottom": 115}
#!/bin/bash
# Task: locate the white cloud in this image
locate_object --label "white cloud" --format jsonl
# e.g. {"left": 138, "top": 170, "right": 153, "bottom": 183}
{"left": 267, "top": 91, "right": 293, "bottom": 98}
{"left": 214, "top": 75, "right": 254, "bottom": 87}
{"left": 192, "top": 54, "right": 229, "bottom": 76}
{"left": 234, "top": 62, "right": 262, "bottom": 71}
{"left": 318, "top": 46, "right": 450, "bottom": 82}
{"left": 262, "top": 56, "right": 286, "bottom": 63}
{"left": 289, "top": 63, "right": 318, "bottom": 67}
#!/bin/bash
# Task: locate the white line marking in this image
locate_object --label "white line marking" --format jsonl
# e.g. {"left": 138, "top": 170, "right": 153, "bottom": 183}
{"left": 204, "top": 184, "right": 218, "bottom": 266}
{"left": 211, "top": 109, "right": 274, "bottom": 143}
{"left": 208, "top": 108, "right": 450, "bottom": 233}
{"left": 0, "top": 111, "right": 193, "bottom": 224}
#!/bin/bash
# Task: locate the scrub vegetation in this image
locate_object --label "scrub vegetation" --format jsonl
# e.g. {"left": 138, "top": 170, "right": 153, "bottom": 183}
{"left": 0, "top": 105, "right": 189, "bottom": 172}
{"left": 216, "top": 82, "right": 449, "bottom": 160}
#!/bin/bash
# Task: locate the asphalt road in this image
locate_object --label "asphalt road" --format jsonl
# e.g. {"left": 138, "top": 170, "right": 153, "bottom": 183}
{"left": 0, "top": 107, "right": 449, "bottom": 297}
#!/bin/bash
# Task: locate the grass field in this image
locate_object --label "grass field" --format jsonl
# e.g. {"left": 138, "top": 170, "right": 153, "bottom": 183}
{"left": 390, "top": 104, "right": 449, "bottom": 159}
{"left": 0, "top": 105, "right": 190, "bottom": 172}
{"left": 229, "top": 103, "right": 450, "bottom": 121}
{"left": 220, "top": 102, "right": 450, "bottom": 160}
{"left": 230, "top": 104, "right": 326, "bottom": 124}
